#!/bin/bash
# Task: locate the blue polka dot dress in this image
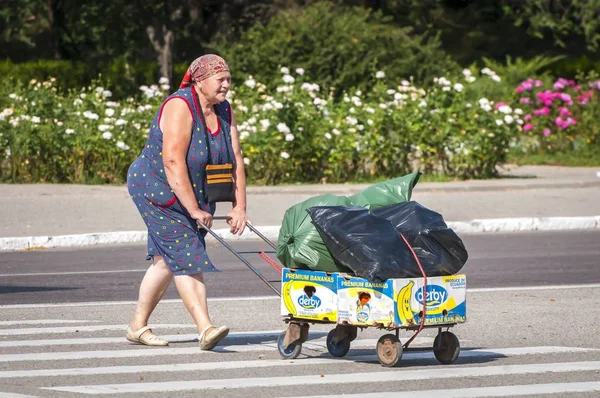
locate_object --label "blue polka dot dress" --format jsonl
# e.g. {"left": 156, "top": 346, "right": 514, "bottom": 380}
{"left": 127, "top": 86, "right": 234, "bottom": 275}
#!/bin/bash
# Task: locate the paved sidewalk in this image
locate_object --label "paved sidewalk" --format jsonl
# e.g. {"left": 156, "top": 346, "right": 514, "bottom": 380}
{"left": 0, "top": 165, "right": 598, "bottom": 250}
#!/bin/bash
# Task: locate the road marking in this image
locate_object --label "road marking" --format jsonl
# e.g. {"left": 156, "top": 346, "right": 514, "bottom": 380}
{"left": 469, "top": 283, "right": 600, "bottom": 292}
{"left": 0, "top": 338, "right": 434, "bottom": 362}
{"left": 0, "top": 346, "right": 592, "bottom": 379}
{"left": 0, "top": 295, "right": 279, "bottom": 309}
{"left": 0, "top": 330, "right": 324, "bottom": 348}
{"left": 0, "top": 269, "right": 145, "bottom": 277}
{"left": 44, "top": 360, "right": 600, "bottom": 394}
{"left": 2, "top": 284, "right": 600, "bottom": 310}
{"left": 0, "top": 324, "right": 193, "bottom": 336}
{"left": 0, "top": 320, "right": 99, "bottom": 327}
{"left": 0, "top": 393, "right": 38, "bottom": 398}
{"left": 298, "top": 381, "right": 600, "bottom": 398}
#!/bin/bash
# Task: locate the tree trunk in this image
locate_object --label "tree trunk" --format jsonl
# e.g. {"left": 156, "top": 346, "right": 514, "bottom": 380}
{"left": 146, "top": 25, "right": 175, "bottom": 84}
{"left": 47, "top": 0, "right": 61, "bottom": 59}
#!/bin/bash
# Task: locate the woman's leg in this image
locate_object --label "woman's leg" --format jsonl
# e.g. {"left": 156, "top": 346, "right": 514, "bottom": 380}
{"left": 173, "top": 273, "right": 212, "bottom": 334}
{"left": 129, "top": 256, "right": 173, "bottom": 337}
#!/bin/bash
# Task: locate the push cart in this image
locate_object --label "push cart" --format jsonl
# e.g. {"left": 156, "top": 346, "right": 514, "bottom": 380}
{"left": 202, "top": 217, "right": 465, "bottom": 368}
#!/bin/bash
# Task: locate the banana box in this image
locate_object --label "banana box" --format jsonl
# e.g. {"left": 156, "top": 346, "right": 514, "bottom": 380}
{"left": 281, "top": 269, "right": 338, "bottom": 322}
{"left": 394, "top": 274, "right": 467, "bottom": 327}
{"left": 336, "top": 277, "right": 395, "bottom": 327}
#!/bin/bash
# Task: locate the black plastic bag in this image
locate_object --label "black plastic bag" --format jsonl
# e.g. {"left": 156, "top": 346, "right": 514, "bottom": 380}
{"left": 307, "top": 202, "right": 468, "bottom": 282}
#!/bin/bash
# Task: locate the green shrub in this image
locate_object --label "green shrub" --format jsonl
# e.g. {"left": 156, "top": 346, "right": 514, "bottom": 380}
{"left": 215, "top": 1, "right": 459, "bottom": 98}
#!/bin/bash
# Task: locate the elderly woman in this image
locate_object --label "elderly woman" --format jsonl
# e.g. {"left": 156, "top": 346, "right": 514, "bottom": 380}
{"left": 125, "top": 54, "right": 247, "bottom": 350}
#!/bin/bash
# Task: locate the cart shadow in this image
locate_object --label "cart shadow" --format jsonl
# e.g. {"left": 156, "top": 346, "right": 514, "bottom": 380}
{"left": 323, "top": 347, "right": 506, "bottom": 366}
{"left": 167, "top": 332, "right": 330, "bottom": 347}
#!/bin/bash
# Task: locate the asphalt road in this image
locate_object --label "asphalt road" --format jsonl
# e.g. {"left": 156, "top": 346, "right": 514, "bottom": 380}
{"left": 1, "top": 231, "right": 600, "bottom": 397}
{"left": 1, "top": 230, "right": 599, "bottom": 305}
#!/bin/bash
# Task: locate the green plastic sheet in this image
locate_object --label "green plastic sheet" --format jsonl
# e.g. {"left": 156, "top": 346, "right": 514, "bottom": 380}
{"left": 276, "top": 172, "right": 421, "bottom": 272}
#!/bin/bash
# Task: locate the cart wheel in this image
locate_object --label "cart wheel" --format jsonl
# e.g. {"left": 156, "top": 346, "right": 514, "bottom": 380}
{"left": 326, "top": 329, "right": 351, "bottom": 357}
{"left": 433, "top": 331, "right": 460, "bottom": 364}
{"left": 376, "top": 334, "right": 403, "bottom": 367}
{"left": 277, "top": 330, "right": 302, "bottom": 359}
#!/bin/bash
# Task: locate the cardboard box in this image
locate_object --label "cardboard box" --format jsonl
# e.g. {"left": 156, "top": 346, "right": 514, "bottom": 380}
{"left": 336, "top": 276, "right": 395, "bottom": 327}
{"left": 281, "top": 268, "right": 338, "bottom": 321}
{"left": 394, "top": 274, "right": 467, "bottom": 327}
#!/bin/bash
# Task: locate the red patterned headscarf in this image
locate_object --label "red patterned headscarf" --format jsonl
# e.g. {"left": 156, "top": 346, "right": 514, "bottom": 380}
{"left": 179, "top": 54, "right": 230, "bottom": 89}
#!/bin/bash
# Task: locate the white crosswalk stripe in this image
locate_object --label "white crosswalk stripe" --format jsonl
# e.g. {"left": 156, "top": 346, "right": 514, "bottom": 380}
{"left": 0, "top": 315, "right": 599, "bottom": 397}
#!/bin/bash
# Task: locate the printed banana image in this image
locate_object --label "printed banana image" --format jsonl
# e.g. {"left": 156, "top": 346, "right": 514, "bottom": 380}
{"left": 282, "top": 281, "right": 297, "bottom": 316}
{"left": 396, "top": 281, "right": 416, "bottom": 326}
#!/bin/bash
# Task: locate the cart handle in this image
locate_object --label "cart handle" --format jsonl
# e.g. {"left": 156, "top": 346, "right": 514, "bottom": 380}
{"left": 212, "top": 216, "right": 278, "bottom": 250}
{"left": 197, "top": 218, "right": 281, "bottom": 297}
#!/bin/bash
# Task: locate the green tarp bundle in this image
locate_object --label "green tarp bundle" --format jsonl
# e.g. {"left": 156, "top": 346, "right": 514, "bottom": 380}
{"left": 276, "top": 172, "right": 421, "bottom": 272}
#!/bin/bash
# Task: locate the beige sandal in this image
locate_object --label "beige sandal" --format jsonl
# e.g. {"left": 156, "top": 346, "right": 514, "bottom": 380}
{"left": 199, "top": 325, "right": 229, "bottom": 351}
{"left": 126, "top": 326, "right": 169, "bottom": 346}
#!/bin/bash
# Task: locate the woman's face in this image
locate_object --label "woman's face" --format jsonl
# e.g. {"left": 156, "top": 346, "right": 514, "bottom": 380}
{"left": 199, "top": 71, "right": 231, "bottom": 103}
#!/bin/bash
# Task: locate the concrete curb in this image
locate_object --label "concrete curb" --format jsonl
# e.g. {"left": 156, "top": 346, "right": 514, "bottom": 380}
{"left": 0, "top": 216, "right": 598, "bottom": 252}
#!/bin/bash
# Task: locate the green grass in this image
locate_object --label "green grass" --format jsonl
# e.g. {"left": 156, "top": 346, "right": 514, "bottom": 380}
{"left": 509, "top": 147, "right": 600, "bottom": 167}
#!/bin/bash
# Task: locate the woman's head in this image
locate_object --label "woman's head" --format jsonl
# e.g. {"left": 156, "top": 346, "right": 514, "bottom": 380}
{"left": 180, "top": 54, "right": 231, "bottom": 104}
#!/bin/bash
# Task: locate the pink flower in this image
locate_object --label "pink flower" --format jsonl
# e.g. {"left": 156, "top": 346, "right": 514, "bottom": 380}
{"left": 524, "top": 114, "right": 532, "bottom": 120}
{"left": 534, "top": 80, "right": 544, "bottom": 87}
{"left": 543, "top": 128, "right": 551, "bottom": 137}
{"left": 589, "top": 81, "right": 600, "bottom": 90}
{"left": 559, "top": 107, "right": 571, "bottom": 117}
{"left": 566, "top": 117, "right": 577, "bottom": 126}
{"left": 523, "top": 123, "right": 534, "bottom": 132}
{"left": 494, "top": 102, "right": 508, "bottom": 110}
{"left": 541, "top": 107, "right": 550, "bottom": 115}
{"left": 516, "top": 86, "right": 524, "bottom": 94}
{"left": 555, "top": 117, "right": 569, "bottom": 129}
{"left": 519, "top": 97, "right": 531, "bottom": 104}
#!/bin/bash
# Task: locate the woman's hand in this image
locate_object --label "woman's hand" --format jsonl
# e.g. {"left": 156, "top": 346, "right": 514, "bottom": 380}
{"left": 191, "top": 209, "right": 213, "bottom": 230}
{"left": 227, "top": 207, "right": 248, "bottom": 236}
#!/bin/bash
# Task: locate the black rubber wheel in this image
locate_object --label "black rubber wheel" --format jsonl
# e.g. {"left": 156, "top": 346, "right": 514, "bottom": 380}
{"left": 326, "top": 329, "right": 351, "bottom": 357}
{"left": 376, "top": 334, "right": 403, "bottom": 367}
{"left": 433, "top": 331, "right": 460, "bottom": 364}
{"left": 277, "top": 330, "right": 302, "bottom": 359}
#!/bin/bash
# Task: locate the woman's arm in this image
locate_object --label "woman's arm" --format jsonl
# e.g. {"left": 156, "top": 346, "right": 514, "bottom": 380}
{"left": 227, "top": 108, "right": 248, "bottom": 235}
{"left": 160, "top": 98, "right": 212, "bottom": 228}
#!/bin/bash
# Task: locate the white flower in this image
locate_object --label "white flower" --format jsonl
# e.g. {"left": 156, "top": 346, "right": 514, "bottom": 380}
{"left": 260, "top": 119, "right": 270, "bottom": 131}
{"left": 491, "top": 75, "right": 501, "bottom": 82}
{"left": 453, "top": 83, "right": 464, "bottom": 92}
{"left": 280, "top": 67, "right": 290, "bottom": 74}
{"left": 387, "top": 89, "right": 396, "bottom": 95}
{"left": 298, "top": 127, "right": 304, "bottom": 132}
{"left": 379, "top": 103, "right": 388, "bottom": 109}
{"left": 105, "top": 109, "right": 115, "bottom": 117}
{"left": 243, "top": 157, "right": 251, "bottom": 165}
{"left": 105, "top": 101, "right": 119, "bottom": 107}
{"left": 514, "top": 108, "right": 523, "bottom": 115}
{"left": 301, "top": 82, "right": 320, "bottom": 92}
{"left": 65, "top": 129, "right": 75, "bottom": 135}
{"left": 159, "top": 77, "right": 170, "bottom": 85}
{"left": 346, "top": 116, "right": 358, "bottom": 126}
{"left": 504, "top": 115, "right": 514, "bottom": 124}
{"left": 161, "top": 84, "right": 170, "bottom": 91}
{"left": 481, "top": 104, "right": 492, "bottom": 112}
{"left": 83, "top": 111, "right": 99, "bottom": 120}
{"left": 98, "top": 125, "right": 112, "bottom": 132}
{"left": 357, "top": 124, "right": 364, "bottom": 131}
{"left": 375, "top": 71, "right": 385, "bottom": 79}
{"left": 95, "top": 87, "right": 104, "bottom": 94}
{"left": 418, "top": 100, "right": 427, "bottom": 108}
{"left": 273, "top": 101, "right": 284, "bottom": 110}
{"left": 280, "top": 151, "right": 290, "bottom": 159}
{"left": 134, "top": 123, "right": 141, "bottom": 130}
{"left": 115, "top": 119, "right": 127, "bottom": 126}
{"left": 276, "top": 85, "right": 290, "bottom": 93}
{"left": 9, "top": 93, "right": 17, "bottom": 99}
{"left": 401, "top": 80, "right": 410, "bottom": 86}
{"left": 442, "top": 86, "right": 451, "bottom": 92}
{"left": 285, "top": 133, "right": 295, "bottom": 142}
{"left": 366, "top": 107, "right": 375, "bottom": 114}
{"left": 102, "top": 90, "right": 112, "bottom": 98}
{"left": 277, "top": 123, "right": 291, "bottom": 134}
{"left": 466, "top": 103, "right": 472, "bottom": 108}
{"left": 282, "top": 74, "right": 295, "bottom": 84}
{"left": 295, "top": 68, "right": 305, "bottom": 76}
{"left": 481, "top": 67, "right": 493, "bottom": 75}
{"left": 313, "top": 97, "right": 322, "bottom": 106}
{"left": 57, "top": 121, "right": 63, "bottom": 126}
{"left": 495, "top": 119, "right": 503, "bottom": 126}
{"left": 102, "top": 132, "right": 113, "bottom": 139}
{"left": 349, "top": 107, "right": 356, "bottom": 114}
{"left": 116, "top": 141, "right": 130, "bottom": 150}
{"left": 0, "top": 108, "right": 14, "bottom": 120}
{"left": 462, "top": 69, "right": 472, "bottom": 77}
{"left": 31, "top": 116, "right": 41, "bottom": 123}
{"left": 498, "top": 105, "right": 512, "bottom": 114}
{"left": 332, "top": 128, "right": 341, "bottom": 135}
{"left": 465, "top": 76, "right": 476, "bottom": 83}
{"left": 367, "top": 119, "right": 374, "bottom": 126}
{"left": 324, "top": 132, "right": 332, "bottom": 140}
